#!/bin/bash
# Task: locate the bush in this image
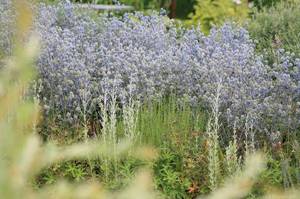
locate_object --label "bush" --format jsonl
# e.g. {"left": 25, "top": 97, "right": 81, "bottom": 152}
{"left": 175, "top": 0, "right": 196, "bottom": 19}
{"left": 248, "top": 0, "right": 300, "bottom": 64}
{"left": 189, "top": 0, "right": 249, "bottom": 34}
{"left": 247, "top": 0, "right": 300, "bottom": 133}
{"left": 3, "top": 1, "right": 300, "bottom": 140}
{"left": 34, "top": 2, "right": 270, "bottom": 132}
{"left": 32, "top": 3, "right": 300, "bottom": 134}
{"left": 262, "top": 49, "right": 300, "bottom": 132}
{"left": 251, "top": 0, "right": 281, "bottom": 10}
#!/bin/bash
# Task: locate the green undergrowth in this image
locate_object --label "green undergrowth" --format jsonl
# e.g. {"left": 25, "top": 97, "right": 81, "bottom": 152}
{"left": 36, "top": 96, "right": 209, "bottom": 195}
{"left": 34, "top": 96, "right": 300, "bottom": 199}
{"left": 36, "top": 96, "right": 300, "bottom": 198}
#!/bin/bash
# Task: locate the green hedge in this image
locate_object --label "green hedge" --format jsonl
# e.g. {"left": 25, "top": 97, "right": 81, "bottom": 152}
{"left": 251, "top": 0, "right": 281, "bottom": 10}
{"left": 248, "top": 0, "right": 300, "bottom": 63}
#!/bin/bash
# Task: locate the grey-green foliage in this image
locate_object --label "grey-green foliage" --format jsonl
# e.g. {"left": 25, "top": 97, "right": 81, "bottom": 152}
{"left": 251, "top": 0, "right": 281, "bottom": 10}
{"left": 248, "top": 0, "right": 300, "bottom": 63}
{"left": 0, "top": 0, "right": 14, "bottom": 58}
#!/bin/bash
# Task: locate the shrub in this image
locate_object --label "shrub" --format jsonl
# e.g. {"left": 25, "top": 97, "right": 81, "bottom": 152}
{"left": 248, "top": 1, "right": 300, "bottom": 133}
{"left": 189, "top": 0, "right": 249, "bottom": 34}
{"left": 33, "top": 2, "right": 269, "bottom": 130}
{"left": 3, "top": 1, "right": 300, "bottom": 141}
{"left": 262, "top": 49, "right": 300, "bottom": 132}
{"left": 251, "top": 0, "right": 281, "bottom": 10}
{"left": 248, "top": 0, "right": 300, "bottom": 64}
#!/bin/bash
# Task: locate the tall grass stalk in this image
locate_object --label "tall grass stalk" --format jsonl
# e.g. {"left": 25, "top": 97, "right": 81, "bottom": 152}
{"left": 137, "top": 95, "right": 205, "bottom": 148}
{"left": 99, "top": 92, "right": 109, "bottom": 182}
{"left": 207, "top": 83, "right": 222, "bottom": 191}
{"left": 245, "top": 113, "right": 256, "bottom": 156}
{"left": 138, "top": 97, "right": 175, "bottom": 146}
{"left": 123, "top": 96, "right": 140, "bottom": 145}
{"left": 225, "top": 122, "right": 241, "bottom": 176}
{"left": 109, "top": 89, "right": 118, "bottom": 170}
{"left": 98, "top": 88, "right": 120, "bottom": 181}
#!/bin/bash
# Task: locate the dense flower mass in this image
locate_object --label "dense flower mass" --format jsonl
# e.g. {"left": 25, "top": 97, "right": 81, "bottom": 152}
{"left": 263, "top": 49, "right": 300, "bottom": 131}
{"left": 1, "top": 1, "right": 300, "bottom": 135}
{"left": 0, "top": 0, "right": 14, "bottom": 57}
{"left": 180, "top": 25, "right": 271, "bottom": 128}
